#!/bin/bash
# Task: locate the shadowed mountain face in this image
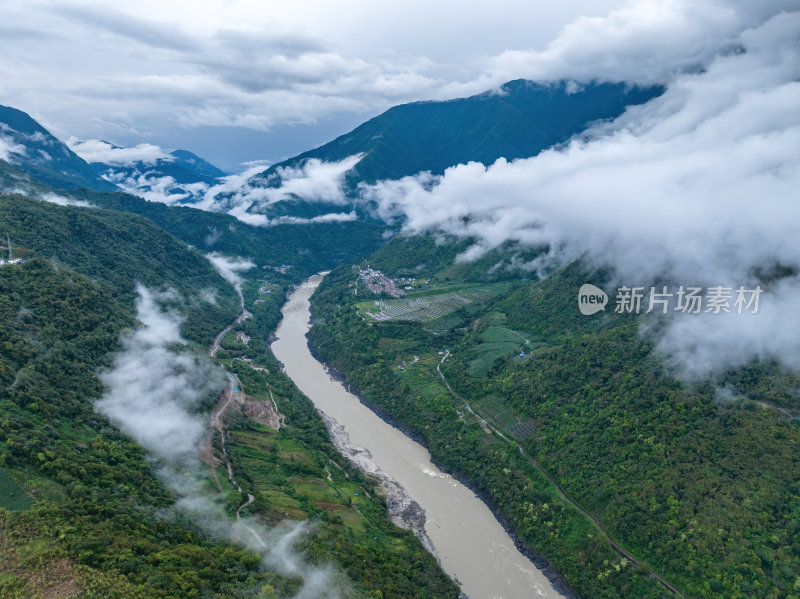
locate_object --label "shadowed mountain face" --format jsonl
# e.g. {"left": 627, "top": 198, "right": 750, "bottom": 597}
{"left": 84, "top": 145, "right": 227, "bottom": 205}
{"left": 254, "top": 80, "right": 663, "bottom": 189}
{"left": 169, "top": 149, "right": 227, "bottom": 179}
{"left": 0, "top": 105, "right": 118, "bottom": 192}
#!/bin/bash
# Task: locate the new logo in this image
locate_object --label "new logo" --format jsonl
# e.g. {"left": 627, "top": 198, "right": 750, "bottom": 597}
{"left": 578, "top": 284, "right": 608, "bottom": 315}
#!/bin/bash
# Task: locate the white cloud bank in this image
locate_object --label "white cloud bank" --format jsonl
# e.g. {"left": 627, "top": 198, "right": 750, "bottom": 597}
{"left": 0, "top": 134, "right": 27, "bottom": 162}
{"left": 68, "top": 137, "right": 173, "bottom": 165}
{"left": 361, "top": 11, "right": 800, "bottom": 378}
{"left": 206, "top": 252, "right": 255, "bottom": 296}
{"left": 194, "top": 155, "right": 361, "bottom": 226}
{"left": 96, "top": 287, "right": 345, "bottom": 597}
{"left": 249, "top": 155, "right": 362, "bottom": 205}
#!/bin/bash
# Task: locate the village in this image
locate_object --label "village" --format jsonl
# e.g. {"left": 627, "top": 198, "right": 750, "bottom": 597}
{"left": 356, "top": 266, "right": 415, "bottom": 298}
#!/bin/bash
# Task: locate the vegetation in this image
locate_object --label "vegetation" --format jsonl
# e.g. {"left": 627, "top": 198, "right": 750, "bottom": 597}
{"left": 0, "top": 194, "right": 240, "bottom": 345}
{"left": 0, "top": 258, "right": 280, "bottom": 597}
{"left": 0, "top": 195, "right": 459, "bottom": 598}
{"left": 309, "top": 252, "right": 800, "bottom": 599}
{"left": 259, "top": 80, "right": 663, "bottom": 189}
{"left": 77, "top": 188, "right": 386, "bottom": 275}
{"left": 212, "top": 278, "right": 460, "bottom": 597}
{"left": 0, "top": 468, "right": 31, "bottom": 511}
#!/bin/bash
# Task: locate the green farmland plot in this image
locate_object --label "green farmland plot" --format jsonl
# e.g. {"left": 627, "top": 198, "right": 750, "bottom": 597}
{"left": 468, "top": 325, "right": 538, "bottom": 377}
{"left": 474, "top": 396, "right": 537, "bottom": 440}
{"left": 357, "top": 283, "right": 513, "bottom": 323}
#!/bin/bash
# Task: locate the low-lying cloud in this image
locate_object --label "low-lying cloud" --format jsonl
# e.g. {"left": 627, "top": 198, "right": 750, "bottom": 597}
{"left": 206, "top": 252, "right": 255, "bottom": 296}
{"left": 90, "top": 153, "right": 359, "bottom": 227}
{"left": 102, "top": 168, "right": 210, "bottom": 205}
{"left": 361, "top": 11, "right": 800, "bottom": 378}
{"left": 96, "top": 286, "right": 345, "bottom": 597}
{"left": 194, "top": 156, "right": 360, "bottom": 226}
{"left": 68, "top": 138, "right": 173, "bottom": 165}
{"left": 0, "top": 135, "right": 26, "bottom": 162}
{"left": 249, "top": 155, "right": 362, "bottom": 205}
{"left": 96, "top": 287, "right": 220, "bottom": 459}
{"left": 39, "top": 192, "right": 92, "bottom": 207}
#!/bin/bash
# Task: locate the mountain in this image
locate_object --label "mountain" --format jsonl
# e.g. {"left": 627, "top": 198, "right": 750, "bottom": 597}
{"left": 84, "top": 144, "right": 226, "bottom": 205}
{"left": 0, "top": 105, "right": 118, "bottom": 192}
{"left": 228, "top": 79, "right": 662, "bottom": 224}
{"left": 0, "top": 192, "right": 241, "bottom": 344}
{"left": 0, "top": 195, "right": 456, "bottom": 598}
{"left": 254, "top": 79, "right": 663, "bottom": 189}
{"left": 0, "top": 157, "right": 385, "bottom": 275}
{"left": 308, "top": 239, "right": 800, "bottom": 599}
{"left": 170, "top": 149, "right": 227, "bottom": 178}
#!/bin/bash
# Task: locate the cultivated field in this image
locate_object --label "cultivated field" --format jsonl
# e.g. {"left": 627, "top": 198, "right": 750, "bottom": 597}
{"left": 358, "top": 285, "right": 507, "bottom": 323}
{"left": 475, "top": 396, "right": 537, "bottom": 441}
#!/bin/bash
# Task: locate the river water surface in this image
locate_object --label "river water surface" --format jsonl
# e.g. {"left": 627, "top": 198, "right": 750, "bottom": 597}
{"left": 271, "top": 275, "right": 565, "bottom": 599}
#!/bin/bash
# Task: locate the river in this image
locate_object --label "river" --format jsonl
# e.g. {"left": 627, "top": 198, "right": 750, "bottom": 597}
{"left": 271, "top": 275, "right": 565, "bottom": 599}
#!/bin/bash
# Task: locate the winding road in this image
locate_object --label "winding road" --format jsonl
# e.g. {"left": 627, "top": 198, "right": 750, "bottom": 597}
{"left": 206, "top": 288, "right": 269, "bottom": 532}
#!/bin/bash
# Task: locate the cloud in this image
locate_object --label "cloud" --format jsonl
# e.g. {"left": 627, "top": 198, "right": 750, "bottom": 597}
{"left": 0, "top": 135, "right": 27, "bottom": 162}
{"left": 454, "top": 0, "right": 800, "bottom": 95}
{"left": 39, "top": 192, "right": 93, "bottom": 207}
{"left": 361, "top": 11, "right": 800, "bottom": 378}
{"left": 65, "top": 138, "right": 218, "bottom": 204}
{"left": 206, "top": 252, "right": 255, "bottom": 294}
{"left": 249, "top": 155, "right": 362, "bottom": 204}
{"left": 0, "top": 0, "right": 622, "bottom": 164}
{"left": 189, "top": 155, "right": 361, "bottom": 226}
{"left": 101, "top": 169, "right": 209, "bottom": 205}
{"left": 96, "top": 286, "right": 346, "bottom": 597}
{"left": 228, "top": 209, "right": 359, "bottom": 227}
{"left": 96, "top": 287, "right": 220, "bottom": 459}
{"left": 8, "top": 0, "right": 786, "bottom": 172}
{"left": 67, "top": 138, "right": 172, "bottom": 165}
{"left": 272, "top": 211, "right": 358, "bottom": 225}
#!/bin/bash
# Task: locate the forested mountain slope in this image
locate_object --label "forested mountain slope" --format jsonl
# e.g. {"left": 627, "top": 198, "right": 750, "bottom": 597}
{"left": 255, "top": 80, "right": 662, "bottom": 188}
{"left": 0, "top": 105, "right": 118, "bottom": 192}
{"left": 308, "top": 245, "right": 800, "bottom": 599}
{"left": 0, "top": 197, "right": 459, "bottom": 598}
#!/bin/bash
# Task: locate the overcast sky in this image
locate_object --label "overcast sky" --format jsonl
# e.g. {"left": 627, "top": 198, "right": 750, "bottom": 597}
{"left": 0, "top": 0, "right": 630, "bottom": 170}
{"left": 1, "top": 1, "right": 795, "bottom": 172}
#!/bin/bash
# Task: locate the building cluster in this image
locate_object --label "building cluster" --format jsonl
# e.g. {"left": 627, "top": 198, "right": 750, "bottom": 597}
{"left": 358, "top": 267, "right": 407, "bottom": 298}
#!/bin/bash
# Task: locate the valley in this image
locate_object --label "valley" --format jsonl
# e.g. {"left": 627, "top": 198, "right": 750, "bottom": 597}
{"left": 308, "top": 258, "right": 800, "bottom": 599}
{"left": 0, "top": 16, "right": 798, "bottom": 597}
{"left": 272, "top": 276, "right": 569, "bottom": 599}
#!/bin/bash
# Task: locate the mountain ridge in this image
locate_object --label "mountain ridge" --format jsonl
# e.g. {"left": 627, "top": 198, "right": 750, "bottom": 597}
{"left": 0, "top": 105, "right": 119, "bottom": 192}
{"left": 253, "top": 79, "right": 663, "bottom": 189}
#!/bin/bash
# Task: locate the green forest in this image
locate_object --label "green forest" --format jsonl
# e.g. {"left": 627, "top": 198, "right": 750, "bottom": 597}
{"left": 2, "top": 188, "right": 798, "bottom": 598}
{"left": 0, "top": 195, "right": 457, "bottom": 598}
{"left": 308, "top": 249, "right": 800, "bottom": 599}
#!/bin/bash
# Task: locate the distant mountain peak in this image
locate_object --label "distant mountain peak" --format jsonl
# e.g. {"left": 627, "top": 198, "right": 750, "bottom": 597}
{"left": 253, "top": 78, "right": 664, "bottom": 190}
{"left": 0, "top": 105, "right": 118, "bottom": 192}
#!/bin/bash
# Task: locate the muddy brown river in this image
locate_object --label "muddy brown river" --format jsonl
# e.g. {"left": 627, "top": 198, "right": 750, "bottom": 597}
{"left": 271, "top": 275, "right": 565, "bottom": 599}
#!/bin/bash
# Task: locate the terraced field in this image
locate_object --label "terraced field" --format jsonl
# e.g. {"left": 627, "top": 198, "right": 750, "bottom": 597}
{"left": 359, "top": 286, "right": 504, "bottom": 323}
{"left": 474, "top": 396, "right": 537, "bottom": 440}
{"left": 468, "top": 325, "right": 535, "bottom": 377}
